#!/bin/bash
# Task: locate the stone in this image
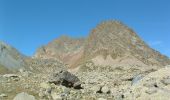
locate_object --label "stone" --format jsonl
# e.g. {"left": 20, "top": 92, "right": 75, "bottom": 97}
{"left": 98, "top": 98, "right": 107, "bottom": 100}
{"left": 40, "top": 82, "right": 51, "bottom": 89}
{"left": 62, "top": 86, "right": 70, "bottom": 95}
{"left": 0, "top": 93, "right": 8, "bottom": 97}
{"left": 91, "top": 85, "right": 101, "bottom": 93}
{"left": 101, "top": 86, "right": 110, "bottom": 94}
{"left": 48, "top": 70, "right": 82, "bottom": 89}
{"left": 165, "top": 65, "right": 170, "bottom": 68}
{"left": 19, "top": 68, "right": 25, "bottom": 73}
{"left": 51, "top": 92, "right": 62, "bottom": 100}
{"left": 132, "top": 74, "right": 143, "bottom": 85}
{"left": 145, "top": 87, "right": 157, "bottom": 94}
{"left": 3, "top": 74, "right": 20, "bottom": 81}
{"left": 13, "top": 92, "right": 36, "bottom": 100}
{"left": 3, "top": 74, "right": 19, "bottom": 78}
{"left": 161, "top": 78, "right": 170, "bottom": 85}
{"left": 38, "top": 92, "right": 45, "bottom": 98}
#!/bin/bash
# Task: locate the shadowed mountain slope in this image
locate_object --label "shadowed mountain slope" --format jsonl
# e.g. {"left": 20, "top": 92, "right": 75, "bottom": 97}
{"left": 0, "top": 41, "right": 26, "bottom": 71}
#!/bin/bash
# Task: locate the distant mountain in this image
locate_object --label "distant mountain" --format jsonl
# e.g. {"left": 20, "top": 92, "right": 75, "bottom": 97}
{"left": 0, "top": 41, "right": 26, "bottom": 71}
{"left": 34, "top": 21, "right": 170, "bottom": 69}
{"left": 34, "top": 36, "right": 85, "bottom": 67}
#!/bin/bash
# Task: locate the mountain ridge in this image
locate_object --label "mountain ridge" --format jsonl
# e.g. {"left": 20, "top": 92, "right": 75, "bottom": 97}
{"left": 34, "top": 20, "right": 170, "bottom": 69}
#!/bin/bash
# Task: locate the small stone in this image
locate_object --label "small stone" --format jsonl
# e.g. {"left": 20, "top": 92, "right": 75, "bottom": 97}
{"left": 165, "top": 65, "right": 170, "bottom": 68}
{"left": 13, "top": 92, "right": 36, "bottom": 100}
{"left": 19, "top": 68, "right": 25, "bottom": 73}
{"left": 161, "top": 78, "right": 170, "bottom": 85}
{"left": 45, "top": 88, "right": 52, "bottom": 95}
{"left": 91, "top": 85, "right": 101, "bottom": 93}
{"left": 40, "top": 82, "right": 51, "bottom": 89}
{"left": 132, "top": 74, "right": 143, "bottom": 85}
{"left": 13, "top": 78, "right": 20, "bottom": 81}
{"left": 101, "top": 86, "right": 110, "bottom": 94}
{"left": 62, "top": 87, "right": 70, "bottom": 95}
{"left": 51, "top": 92, "right": 62, "bottom": 100}
{"left": 38, "top": 92, "right": 45, "bottom": 98}
{"left": 145, "top": 88, "right": 157, "bottom": 94}
{"left": 0, "top": 93, "right": 8, "bottom": 97}
{"left": 98, "top": 98, "right": 107, "bottom": 100}
{"left": 3, "top": 74, "right": 19, "bottom": 78}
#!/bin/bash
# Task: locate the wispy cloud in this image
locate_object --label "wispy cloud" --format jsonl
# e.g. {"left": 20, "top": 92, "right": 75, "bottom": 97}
{"left": 148, "top": 41, "right": 163, "bottom": 46}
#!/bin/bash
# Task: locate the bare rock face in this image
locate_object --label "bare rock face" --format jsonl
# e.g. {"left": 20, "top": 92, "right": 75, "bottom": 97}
{"left": 48, "top": 70, "right": 82, "bottom": 89}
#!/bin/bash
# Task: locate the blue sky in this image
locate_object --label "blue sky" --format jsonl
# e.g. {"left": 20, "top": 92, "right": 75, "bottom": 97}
{"left": 0, "top": 0, "right": 170, "bottom": 57}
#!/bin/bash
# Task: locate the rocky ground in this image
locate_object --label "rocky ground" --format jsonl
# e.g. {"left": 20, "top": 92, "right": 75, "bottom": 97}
{"left": 0, "top": 63, "right": 170, "bottom": 100}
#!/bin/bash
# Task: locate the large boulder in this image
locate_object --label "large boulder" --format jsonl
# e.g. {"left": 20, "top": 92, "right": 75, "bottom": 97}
{"left": 48, "top": 70, "right": 82, "bottom": 89}
{"left": 125, "top": 67, "right": 170, "bottom": 100}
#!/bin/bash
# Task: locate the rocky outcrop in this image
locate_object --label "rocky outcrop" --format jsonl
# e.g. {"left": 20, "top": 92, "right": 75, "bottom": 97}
{"left": 0, "top": 41, "right": 26, "bottom": 71}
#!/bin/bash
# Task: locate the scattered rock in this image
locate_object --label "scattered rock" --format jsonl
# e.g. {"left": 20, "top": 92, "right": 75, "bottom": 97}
{"left": 13, "top": 92, "right": 36, "bottom": 100}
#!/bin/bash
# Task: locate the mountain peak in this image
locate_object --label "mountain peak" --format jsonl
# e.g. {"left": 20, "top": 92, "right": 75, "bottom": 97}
{"left": 85, "top": 21, "right": 141, "bottom": 56}
{"left": 34, "top": 20, "right": 170, "bottom": 67}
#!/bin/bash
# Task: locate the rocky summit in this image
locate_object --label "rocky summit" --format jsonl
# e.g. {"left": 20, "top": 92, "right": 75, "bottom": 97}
{"left": 0, "top": 20, "right": 170, "bottom": 100}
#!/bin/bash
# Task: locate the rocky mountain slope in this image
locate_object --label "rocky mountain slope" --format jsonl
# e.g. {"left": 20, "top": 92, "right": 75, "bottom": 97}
{"left": 34, "top": 36, "right": 85, "bottom": 67}
{"left": 35, "top": 21, "right": 170, "bottom": 69}
{"left": 0, "top": 41, "right": 26, "bottom": 72}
